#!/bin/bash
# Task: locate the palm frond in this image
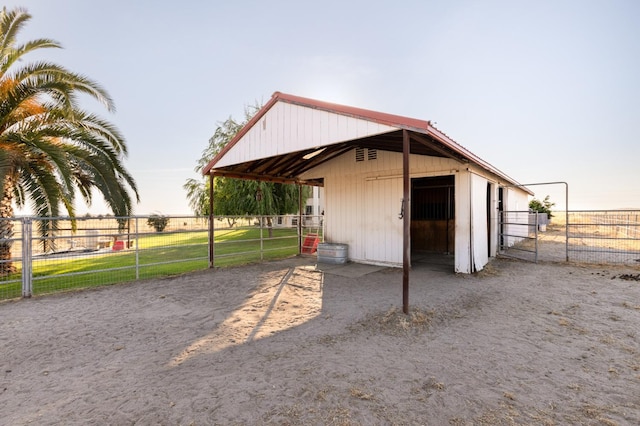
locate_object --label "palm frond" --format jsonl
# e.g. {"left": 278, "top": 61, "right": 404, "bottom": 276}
{"left": 0, "top": 6, "right": 137, "bottom": 221}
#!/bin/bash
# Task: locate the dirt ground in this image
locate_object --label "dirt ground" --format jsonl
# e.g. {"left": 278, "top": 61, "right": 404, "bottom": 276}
{"left": 1, "top": 247, "right": 640, "bottom": 424}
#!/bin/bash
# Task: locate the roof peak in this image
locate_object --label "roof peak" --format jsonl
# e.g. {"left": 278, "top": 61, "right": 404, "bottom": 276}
{"left": 270, "top": 91, "right": 430, "bottom": 131}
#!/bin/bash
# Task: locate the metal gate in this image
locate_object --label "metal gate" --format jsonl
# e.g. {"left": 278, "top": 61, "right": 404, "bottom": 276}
{"left": 498, "top": 211, "right": 542, "bottom": 263}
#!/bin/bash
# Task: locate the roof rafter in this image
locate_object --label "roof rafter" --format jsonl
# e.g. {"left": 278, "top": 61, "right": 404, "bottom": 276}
{"left": 409, "top": 132, "right": 466, "bottom": 163}
{"left": 211, "top": 170, "right": 323, "bottom": 186}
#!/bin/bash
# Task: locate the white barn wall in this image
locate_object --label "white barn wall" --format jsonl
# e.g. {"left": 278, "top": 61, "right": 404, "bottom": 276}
{"left": 303, "top": 149, "right": 462, "bottom": 266}
{"left": 488, "top": 182, "right": 499, "bottom": 257}
{"left": 470, "top": 173, "right": 489, "bottom": 271}
{"left": 455, "top": 171, "right": 472, "bottom": 273}
{"left": 302, "top": 149, "right": 530, "bottom": 270}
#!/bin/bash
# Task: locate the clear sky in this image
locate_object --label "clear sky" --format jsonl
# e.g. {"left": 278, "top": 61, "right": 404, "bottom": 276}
{"left": 7, "top": 0, "right": 640, "bottom": 213}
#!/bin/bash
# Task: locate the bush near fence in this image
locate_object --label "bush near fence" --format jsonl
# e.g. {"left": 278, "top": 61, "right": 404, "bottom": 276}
{"left": 0, "top": 215, "right": 324, "bottom": 301}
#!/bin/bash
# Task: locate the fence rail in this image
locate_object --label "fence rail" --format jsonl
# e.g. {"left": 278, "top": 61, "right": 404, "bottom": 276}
{"left": 0, "top": 214, "right": 324, "bottom": 301}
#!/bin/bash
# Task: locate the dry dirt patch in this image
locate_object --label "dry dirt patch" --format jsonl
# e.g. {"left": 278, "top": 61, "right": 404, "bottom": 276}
{"left": 1, "top": 257, "right": 639, "bottom": 425}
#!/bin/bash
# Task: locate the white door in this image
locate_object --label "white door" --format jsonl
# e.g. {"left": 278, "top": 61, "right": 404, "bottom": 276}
{"left": 363, "top": 178, "right": 403, "bottom": 265}
{"left": 471, "top": 174, "right": 489, "bottom": 271}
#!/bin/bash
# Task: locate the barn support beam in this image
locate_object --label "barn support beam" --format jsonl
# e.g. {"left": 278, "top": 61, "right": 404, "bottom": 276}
{"left": 411, "top": 132, "right": 461, "bottom": 162}
{"left": 298, "top": 183, "right": 303, "bottom": 254}
{"left": 208, "top": 172, "right": 215, "bottom": 268}
{"left": 402, "top": 130, "right": 411, "bottom": 314}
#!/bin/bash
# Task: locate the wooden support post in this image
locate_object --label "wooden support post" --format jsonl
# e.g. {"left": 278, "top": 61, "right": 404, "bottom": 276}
{"left": 208, "top": 172, "right": 215, "bottom": 268}
{"left": 402, "top": 130, "right": 411, "bottom": 314}
{"left": 298, "top": 183, "right": 303, "bottom": 254}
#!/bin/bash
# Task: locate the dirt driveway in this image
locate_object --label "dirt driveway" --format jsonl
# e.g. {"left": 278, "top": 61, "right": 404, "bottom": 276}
{"left": 1, "top": 255, "right": 639, "bottom": 425}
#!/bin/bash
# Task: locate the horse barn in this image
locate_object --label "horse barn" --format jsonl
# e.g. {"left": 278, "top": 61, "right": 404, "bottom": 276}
{"left": 203, "top": 92, "right": 532, "bottom": 280}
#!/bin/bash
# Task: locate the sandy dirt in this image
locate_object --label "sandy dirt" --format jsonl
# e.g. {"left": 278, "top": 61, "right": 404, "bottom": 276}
{"left": 1, "top": 251, "right": 640, "bottom": 425}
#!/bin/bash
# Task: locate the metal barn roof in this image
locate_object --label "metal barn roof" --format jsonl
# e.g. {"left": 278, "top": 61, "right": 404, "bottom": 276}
{"left": 203, "top": 91, "right": 531, "bottom": 192}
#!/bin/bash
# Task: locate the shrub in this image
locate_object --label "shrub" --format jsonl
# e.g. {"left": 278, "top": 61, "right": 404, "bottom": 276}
{"left": 529, "top": 195, "right": 555, "bottom": 219}
{"left": 147, "top": 214, "right": 169, "bottom": 232}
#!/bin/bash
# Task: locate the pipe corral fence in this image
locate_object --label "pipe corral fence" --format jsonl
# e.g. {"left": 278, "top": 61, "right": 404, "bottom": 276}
{"left": 0, "top": 214, "right": 324, "bottom": 301}
{"left": 1, "top": 210, "right": 637, "bottom": 301}
{"left": 500, "top": 210, "right": 640, "bottom": 266}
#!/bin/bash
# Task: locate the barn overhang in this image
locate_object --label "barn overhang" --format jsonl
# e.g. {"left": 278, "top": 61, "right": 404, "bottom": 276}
{"left": 203, "top": 92, "right": 532, "bottom": 196}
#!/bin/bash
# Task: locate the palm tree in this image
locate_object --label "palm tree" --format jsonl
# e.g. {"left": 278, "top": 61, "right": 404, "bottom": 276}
{"left": 0, "top": 7, "right": 139, "bottom": 272}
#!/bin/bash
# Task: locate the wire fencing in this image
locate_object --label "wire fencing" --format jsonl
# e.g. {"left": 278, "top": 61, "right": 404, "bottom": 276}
{"left": 0, "top": 214, "right": 324, "bottom": 301}
{"left": 567, "top": 210, "right": 640, "bottom": 265}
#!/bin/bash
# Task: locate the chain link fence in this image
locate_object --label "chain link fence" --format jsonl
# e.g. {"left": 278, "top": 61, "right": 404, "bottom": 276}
{"left": 0, "top": 214, "right": 323, "bottom": 301}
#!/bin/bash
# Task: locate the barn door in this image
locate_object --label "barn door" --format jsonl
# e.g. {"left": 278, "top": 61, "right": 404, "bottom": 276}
{"left": 471, "top": 174, "right": 489, "bottom": 271}
{"left": 363, "top": 178, "right": 403, "bottom": 264}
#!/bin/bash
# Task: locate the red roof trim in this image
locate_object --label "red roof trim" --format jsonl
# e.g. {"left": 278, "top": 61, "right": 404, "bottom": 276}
{"left": 425, "top": 123, "right": 533, "bottom": 194}
{"left": 272, "top": 92, "right": 430, "bottom": 131}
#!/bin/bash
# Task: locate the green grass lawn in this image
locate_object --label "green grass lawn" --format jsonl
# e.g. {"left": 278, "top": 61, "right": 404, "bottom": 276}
{"left": 0, "top": 226, "right": 313, "bottom": 300}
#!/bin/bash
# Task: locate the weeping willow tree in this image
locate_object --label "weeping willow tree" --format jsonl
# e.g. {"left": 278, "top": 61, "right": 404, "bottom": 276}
{"left": 0, "top": 8, "right": 139, "bottom": 272}
{"left": 184, "top": 106, "right": 309, "bottom": 232}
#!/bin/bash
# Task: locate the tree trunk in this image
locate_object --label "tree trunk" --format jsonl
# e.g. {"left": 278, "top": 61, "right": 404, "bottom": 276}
{"left": 0, "top": 176, "right": 16, "bottom": 274}
{"left": 267, "top": 216, "right": 273, "bottom": 238}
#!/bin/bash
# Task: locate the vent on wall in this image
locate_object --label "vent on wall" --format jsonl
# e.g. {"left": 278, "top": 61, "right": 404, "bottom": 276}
{"left": 356, "top": 147, "right": 377, "bottom": 162}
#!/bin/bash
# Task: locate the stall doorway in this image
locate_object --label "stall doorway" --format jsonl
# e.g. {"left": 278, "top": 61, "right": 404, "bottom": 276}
{"left": 411, "top": 175, "right": 455, "bottom": 270}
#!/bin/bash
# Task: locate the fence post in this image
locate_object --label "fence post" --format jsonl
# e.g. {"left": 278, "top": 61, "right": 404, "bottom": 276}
{"left": 22, "top": 218, "right": 33, "bottom": 298}
{"left": 135, "top": 217, "right": 140, "bottom": 280}
{"left": 534, "top": 213, "right": 539, "bottom": 263}
{"left": 260, "top": 216, "right": 264, "bottom": 261}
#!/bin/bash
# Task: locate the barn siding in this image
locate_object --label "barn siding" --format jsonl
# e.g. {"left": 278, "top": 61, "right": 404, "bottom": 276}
{"left": 303, "top": 153, "right": 529, "bottom": 270}
{"left": 488, "top": 182, "right": 499, "bottom": 257}
{"left": 303, "top": 150, "right": 463, "bottom": 266}
{"left": 214, "top": 103, "right": 398, "bottom": 168}
{"left": 455, "top": 171, "right": 472, "bottom": 273}
{"left": 470, "top": 173, "right": 489, "bottom": 271}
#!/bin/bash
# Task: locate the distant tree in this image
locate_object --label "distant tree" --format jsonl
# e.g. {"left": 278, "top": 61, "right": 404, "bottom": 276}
{"left": 183, "top": 115, "right": 245, "bottom": 218}
{"left": 0, "top": 8, "right": 139, "bottom": 272}
{"left": 147, "top": 214, "right": 169, "bottom": 232}
{"left": 184, "top": 104, "right": 310, "bottom": 234}
{"left": 529, "top": 195, "right": 555, "bottom": 219}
